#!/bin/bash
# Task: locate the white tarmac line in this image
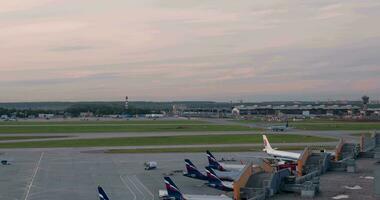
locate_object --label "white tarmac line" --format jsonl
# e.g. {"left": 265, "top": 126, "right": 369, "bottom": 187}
{"left": 120, "top": 175, "right": 137, "bottom": 200}
{"left": 127, "top": 176, "right": 145, "bottom": 200}
{"left": 24, "top": 152, "right": 44, "bottom": 200}
{"left": 133, "top": 175, "right": 154, "bottom": 200}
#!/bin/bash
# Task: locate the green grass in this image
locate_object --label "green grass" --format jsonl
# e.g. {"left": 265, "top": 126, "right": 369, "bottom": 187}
{"left": 233, "top": 119, "right": 380, "bottom": 130}
{"left": 105, "top": 145, "right": 335, "bottom": 154}
{"left": 349, "top": 132, "right": 373, "bottom": 136}
{"left": 231, "top": 118, "right": 337, "bottom": 124}
{"left": 0, "top": 134, "right": 336, "bottom": 148}
{"left": 0, "top": 120, "right": 208, "bottom": 125}
{"left": 0, "top": 136, "right": 69, "bottom": 141}
{"left": 0, "top": 124, "right": 257, "bottom": 133}
{"left": 291, "top": 122, "right": 380, "bottom": 130}
{"left": 230, "top": 119, "right": 264, "bottom": 123}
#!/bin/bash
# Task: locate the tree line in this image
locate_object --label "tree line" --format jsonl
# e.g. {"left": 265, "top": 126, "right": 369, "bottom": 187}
{"left": 0, "top": 103, "right": 163, "bottom": 118}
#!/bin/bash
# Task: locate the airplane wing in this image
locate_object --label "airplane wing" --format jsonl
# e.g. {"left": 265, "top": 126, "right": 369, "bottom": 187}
{"left": 215, "top": 170, "right": 240, "bottom": 181}
{"left": 268, "top": 157, "right": 297, "bottom": 162}
{"left": 222, "top": 181, "right": 234, "bottom": 189}
{"left": 223, "top": 164, "right": 245, "bottom": 171}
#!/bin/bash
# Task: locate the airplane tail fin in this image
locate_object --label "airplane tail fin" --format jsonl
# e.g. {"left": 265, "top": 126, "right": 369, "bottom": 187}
{"left": 98, "top": 186, "right": 110, "bottom": 200}
{"left": 205, "top": 167, "right": 223, "bottom": 184}
{"left": 206, "top": 150, "right": 225, "bottom": 171}
{"left": 185, "top": 159, "right": 202, "bottom": 175}
{"left": 205, "top": 166, "right": 218, "bottom": 176}
{"left": 263, "top": 135, "right": 273, "bottom": 152}
{"left": 206, "top": 150, "right": 216, "bottom": 160}
{"left": 164, "top": 177, "right": 184, "bottom": 199}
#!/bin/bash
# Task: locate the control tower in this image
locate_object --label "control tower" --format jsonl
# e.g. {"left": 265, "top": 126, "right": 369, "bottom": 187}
{"left": 362, "top": 95, "right": 369, "bottom": 111}
{"left": 125, "top": 96, "right": 129, "bottom": 110}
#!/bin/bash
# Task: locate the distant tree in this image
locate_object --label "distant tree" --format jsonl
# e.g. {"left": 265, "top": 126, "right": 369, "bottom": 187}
{"left": 65, "top": 103, "right": 124, "bottom": 117}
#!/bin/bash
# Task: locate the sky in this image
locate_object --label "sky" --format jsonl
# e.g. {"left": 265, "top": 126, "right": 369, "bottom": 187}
{"left": 1, "top": 0, "right": 380, "bottom": 102}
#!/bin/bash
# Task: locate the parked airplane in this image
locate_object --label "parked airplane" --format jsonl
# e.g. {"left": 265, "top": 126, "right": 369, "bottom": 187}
{"left": 160, "top": 177, "right": 232, "bottom": 200}
{"left": 183, "top": 159, "right": 208, "bottom": 180}
{"left": 263, "top": 135, "right": 300, "bottom": 161}
{"left": 205, "top": 167, "right": 233, "bottom": 192}
{"left": 268, "top": 121, "right": 289, "bottom": 132}
{"left": 183, "top": 159, "right": 239, "bottom": 181}
{"left": 206, "top": 151, "right": 245, "bottom": 171}
{"left": 98, "top": 186, "right": 110, "bottom": 200}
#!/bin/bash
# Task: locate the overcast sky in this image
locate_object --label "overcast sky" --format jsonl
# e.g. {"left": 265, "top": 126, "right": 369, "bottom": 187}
{"left": 1, "top": 0, "right": 380, "bottom": 102}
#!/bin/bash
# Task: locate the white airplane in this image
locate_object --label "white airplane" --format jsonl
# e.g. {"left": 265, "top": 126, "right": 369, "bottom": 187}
{"left": 160, "top": 177, "right": 232, "bottom": 200}
{"left": 262, "top": 135, "right": 300, "bottom": 161}
{"left": 206, "top": 150, "right": 245, "bottom": 171}
{"left": 267, "top": 121, "right": 289, "bottom": 132}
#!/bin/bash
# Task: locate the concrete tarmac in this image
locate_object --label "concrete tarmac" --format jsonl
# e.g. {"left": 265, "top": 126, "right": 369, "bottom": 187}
{"left": 0, "top": 150, "right": 376, "bottom": 200}
{"left": 0, "top": 151, "right": 245, "bottom": 200}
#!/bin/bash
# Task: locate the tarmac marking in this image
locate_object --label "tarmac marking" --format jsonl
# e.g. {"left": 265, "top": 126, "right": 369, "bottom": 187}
{"left": 120, "top": 175, "right": 137, "bottom": 200}
{"left": 24, "top": 152, "right": 44, "bottom": 200}
{"left": 133, "top": 175, "right": 154, "bottom": 200}
{"left": 127, "top": 176, "right": 146, "bottom": 200}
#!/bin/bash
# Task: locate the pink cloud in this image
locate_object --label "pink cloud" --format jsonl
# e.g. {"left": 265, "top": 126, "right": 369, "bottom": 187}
{"left": 0, "top": 0, "right": 57, "bottom": 13}
{"left": 0, "top": 1, "right": 380, "bottom": 101}
{"left": 352, "top": 78, "right": 380, "bottom": 92}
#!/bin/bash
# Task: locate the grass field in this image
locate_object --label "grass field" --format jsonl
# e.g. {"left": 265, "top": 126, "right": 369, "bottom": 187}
{"left": 233, "top": 119, "right": 380, "bottom": 131}
{"left": 230, "top": 119, "right": 264, "bottom": 123}
{"left": 0, "top": 120, "right": 208, "bottom": 125}
{"left": 0, "top": 124, "right": 257, "bottom": 133}
{"left": 0, "top": 120, "right": 258, "bottom": 133}
{"left": 0, "top": 136, "right": 69, "bottom": 141}
{"left": 349, "top": 132, "right": 373, "bottom": 136}
{"left": 105, "top": 145, "right": 335, "bottom": 154}
{"left": 291, "top": 122, "right": 380, "bottom": 130}
{"left": 0, "top": 134, "right": 336, "bottom": 148}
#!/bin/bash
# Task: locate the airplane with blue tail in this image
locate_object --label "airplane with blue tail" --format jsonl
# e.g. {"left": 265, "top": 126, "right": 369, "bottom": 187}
{"left": 206, "top": 150, "right": 245, "bottom": 172}
{"left": 98, "top": 186, "right": 110, "bottom": 200}
{"left": 160, "top": 176, "right": 232, "bottom": 200}
{"left": 205, "top": 167, "right": 233, "bottom": 192}
{"left": 183, "top": 159, "right": 208, "bottom": 180}
{"left": 183, "top": 159, "right": 239, "bottom": 182}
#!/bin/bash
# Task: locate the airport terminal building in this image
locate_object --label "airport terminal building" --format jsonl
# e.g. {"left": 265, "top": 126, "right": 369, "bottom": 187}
{"left": 178, "top": 104, "right": 380, "bottom": 118}
{"left": 232, "top": 104, "right": 362, "bottom": 117}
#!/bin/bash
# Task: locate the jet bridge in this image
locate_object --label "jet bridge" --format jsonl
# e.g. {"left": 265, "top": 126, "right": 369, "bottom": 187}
{"left": 296, "top": 147, "right": 312, "bottom": 176}
{"left": 237, "top": 133, "right": 380, "bottom": 199}
{"left": 236, "top": 160, "right": 292, "bottom": 200}
{"left": 295, "top": 146, "right": 331, "bottom": 176}
{"left": 372, "top": 132, "right": 380, "bottom": 197}
{"left": 360, "top": 132, "right": 377, "bottom": 153}
{"left": 335, "top": 138, "right": 360, "bottom": 161}
{"left": 232, "top": 162, "right": 255, "bottom": 200}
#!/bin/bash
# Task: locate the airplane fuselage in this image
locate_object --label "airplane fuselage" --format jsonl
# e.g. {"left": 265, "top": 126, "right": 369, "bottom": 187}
{"left": 266, "top": 148, "right": 300, "bottom": 161}
{"left": 207, "top": 181, "right": 233, "bottom": 192}
{"left": 183, "top": 194, "right": 232, "bottom": 200}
